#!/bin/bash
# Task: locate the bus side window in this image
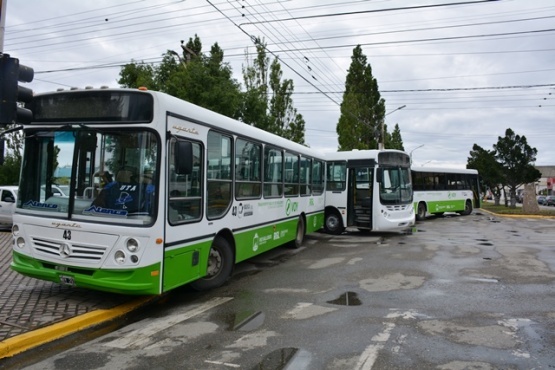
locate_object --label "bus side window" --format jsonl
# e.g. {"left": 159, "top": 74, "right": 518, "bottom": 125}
{"left": 169, "top": 139, "right": 202, "bottom": 224}
{"left": 206, "top": 131, "right": 232, "bottom": 219}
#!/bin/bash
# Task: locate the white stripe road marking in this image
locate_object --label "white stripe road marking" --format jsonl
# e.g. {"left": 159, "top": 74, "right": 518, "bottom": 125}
{"left": 355, "top": 322, "right": 396, "bottom": 370}
{"left": 104, "top": 296, "right": 233, "bottom": 349}
{"left": 204, "top": 360, "right": 241, "bottom": 368}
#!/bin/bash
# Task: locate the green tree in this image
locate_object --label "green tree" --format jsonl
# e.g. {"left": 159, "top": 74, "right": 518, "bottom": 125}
{"left": 467, "top": 144, "right": 504, "bottom": 205}
{"left": 118, "top": 61, "right": 157, "bottom": 89}
{"left": 493, "top": 128, "right": 541, "bottom": 208}
{"left": 337, "top": 45, "right": 385, "bottom": 150}
{"left": 241, "top": 39, "right": 269, "bottom": 130}
{"left": 119, "top": 35, "right": 242, "bottom": 119}
{"left": 241, "top": 38, "right": 306, "bottom": 144}
{"left": 386, "top": 123, "right": 404, "bottom": 150}
{"left": 0, "top": 126, "right": 24, "bottom": 185}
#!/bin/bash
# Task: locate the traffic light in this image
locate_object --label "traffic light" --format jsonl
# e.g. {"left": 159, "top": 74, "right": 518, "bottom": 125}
{"left": 0, "top": 54, "right": 34, "bottom": 126}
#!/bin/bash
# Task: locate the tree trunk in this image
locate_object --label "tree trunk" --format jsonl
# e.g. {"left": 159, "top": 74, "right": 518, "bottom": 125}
{"left": 522, "top": 183, "right": 540, "bottom": 213}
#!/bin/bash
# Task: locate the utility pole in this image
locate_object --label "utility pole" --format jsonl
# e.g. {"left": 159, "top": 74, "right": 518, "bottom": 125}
{"left": 0, "top": 0, "right": 7, "bottom": 52}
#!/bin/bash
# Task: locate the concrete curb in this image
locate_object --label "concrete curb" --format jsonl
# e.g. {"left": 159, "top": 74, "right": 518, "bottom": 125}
{"left": 0, "top": 296, "right": 155, "bottom": 359}
{"left": 479, "top": 207, "right": 555, "bottom": 219}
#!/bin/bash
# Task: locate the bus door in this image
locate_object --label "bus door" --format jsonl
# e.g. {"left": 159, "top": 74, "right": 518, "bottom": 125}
{"left": 347, "top": 166, "right": 374, "bottom": 230}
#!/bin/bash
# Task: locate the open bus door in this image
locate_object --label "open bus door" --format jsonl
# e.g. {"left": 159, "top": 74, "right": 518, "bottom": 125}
{"left": 346, "top": 166, "right": 374, "bottom": 231}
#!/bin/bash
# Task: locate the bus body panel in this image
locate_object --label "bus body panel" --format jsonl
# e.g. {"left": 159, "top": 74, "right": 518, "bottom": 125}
{"left": 324, "top": 150, "right": 414, "bottom": 233}
{"left": 412, "top": 167, "right": 480, "bottom": 220}
{"left": 11, "top": 212, "right": 166, "bottom": 295}
{"left": 12, "top": 88, "right": 326, "bottom": 294}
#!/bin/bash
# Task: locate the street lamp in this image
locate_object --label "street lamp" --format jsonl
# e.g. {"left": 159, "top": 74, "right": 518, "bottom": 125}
{"left": 380, "top": 105, "right": 406, "bottom": 150}
{"left": 409, "top": 144, "right": 424, "bottom": 164}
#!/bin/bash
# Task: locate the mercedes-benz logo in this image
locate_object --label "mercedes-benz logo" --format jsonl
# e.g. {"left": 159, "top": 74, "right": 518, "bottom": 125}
{"left": 59, "top": 243, "right": 72, "bottom": 258}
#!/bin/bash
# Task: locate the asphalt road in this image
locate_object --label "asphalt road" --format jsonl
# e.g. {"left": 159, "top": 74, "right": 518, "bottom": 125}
{"left": 8, "top": 210, "right": 555, "bottom": 369}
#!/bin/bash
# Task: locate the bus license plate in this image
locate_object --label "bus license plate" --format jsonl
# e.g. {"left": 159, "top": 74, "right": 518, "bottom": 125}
{"left": 59, "top": 275, "right": 75, "bottom": 286}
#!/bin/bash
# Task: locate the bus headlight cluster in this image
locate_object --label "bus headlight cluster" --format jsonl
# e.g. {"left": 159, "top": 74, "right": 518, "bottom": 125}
{"left": 113, "top": 238, "right": 141, "bottom": 265}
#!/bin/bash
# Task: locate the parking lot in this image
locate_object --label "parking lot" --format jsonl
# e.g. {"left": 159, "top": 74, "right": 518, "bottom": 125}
{"left": 2, "top": 210, "right": 554, "bottom": 369}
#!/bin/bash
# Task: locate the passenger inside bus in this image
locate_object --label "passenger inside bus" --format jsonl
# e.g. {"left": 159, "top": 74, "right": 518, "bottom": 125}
{"left": 92, "top": 167, "right": 142, "bottom": 212}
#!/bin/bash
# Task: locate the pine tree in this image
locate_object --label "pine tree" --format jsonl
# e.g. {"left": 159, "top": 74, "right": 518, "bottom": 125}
{"left": 337, "top": 45, "right": 385, "bottom": 150}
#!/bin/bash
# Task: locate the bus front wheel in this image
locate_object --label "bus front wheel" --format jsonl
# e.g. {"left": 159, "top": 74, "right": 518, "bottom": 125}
{"left": 459, "top": 200, "right": 473, "bottom": 216}
{"left": 416, "top": 202, "right": 427, "bottom": 221}
{"left": 325, "top": 211, "right": 345, "bottom": 235}
{"left": 190, "top": 236, "right": 233, "bottom": 291}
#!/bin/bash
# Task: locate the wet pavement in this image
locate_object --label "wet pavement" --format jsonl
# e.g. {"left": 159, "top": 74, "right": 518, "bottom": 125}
{"left": 0, "top": 230, "right": 148, "bottom": 359}
{"left": 2, "top": 210, "right": 555, "bottom": 369}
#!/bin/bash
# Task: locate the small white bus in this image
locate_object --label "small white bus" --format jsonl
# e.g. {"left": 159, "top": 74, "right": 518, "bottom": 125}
{"left": 324, "top": 150, "right": 414, "bottom": 234}
{"left": 412, "top": 167, "right": 480, "bottom": 221}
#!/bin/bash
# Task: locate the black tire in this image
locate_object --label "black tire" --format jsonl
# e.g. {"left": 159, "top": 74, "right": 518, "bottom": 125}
{"left": 324, "top": 210, "right": 345, "bottom": 235}
{"left": 460, "top": 200, "right": 473, "bottom": 215}
{"left": 190, "top": 236, "right": 233, "bottom": 291}
{"left": 416, "top": 202, "right": 427, "bottom": 221}
{"left": 292, "top": 215, "right": 306, "bottom": 248}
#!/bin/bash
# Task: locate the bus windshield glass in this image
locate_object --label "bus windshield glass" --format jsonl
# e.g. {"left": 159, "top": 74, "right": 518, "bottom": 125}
{"left": 379, "top": 166, "right": 412, "bottom": 205}
{"left": 17, "top": 128, "right": 159, "bottom": 225}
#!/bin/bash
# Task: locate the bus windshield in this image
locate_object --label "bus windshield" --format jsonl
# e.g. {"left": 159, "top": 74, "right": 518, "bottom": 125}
{"left": 379, "top": 166, "right": 412, "bottom": 205}
{"left": 18, "top": 128, "right": 159, "bottom": 225}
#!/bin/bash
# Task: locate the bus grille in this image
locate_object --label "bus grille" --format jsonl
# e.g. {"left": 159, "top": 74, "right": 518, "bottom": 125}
{"left": 32, "top": 237, "right": 107, "bottom": 261}
{"left": 386, "top": 205, "right": 410, "bottom": 212}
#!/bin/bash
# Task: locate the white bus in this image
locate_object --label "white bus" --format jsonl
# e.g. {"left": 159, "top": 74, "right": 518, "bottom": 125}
{"left": 412, "top": 167, "right": 480, "bottom": 221}
{"left": 324, "top": 150, "right": 414, "bottom": 234}
{"left": 11, "top": 88, "right": 326, "bottom": 295}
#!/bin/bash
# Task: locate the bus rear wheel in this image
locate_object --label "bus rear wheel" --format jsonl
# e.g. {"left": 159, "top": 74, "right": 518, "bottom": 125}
{"left": 190, "top": 236, "right": 233, "bottom": 291}
{"left": 416, "top": 202, "right": 427, "bottom": 221}
{"left": 325, "top": 210, "right": 345, "bottom": 235}
{"left": 292, "top": 215, "right": 306, "bottom": 248}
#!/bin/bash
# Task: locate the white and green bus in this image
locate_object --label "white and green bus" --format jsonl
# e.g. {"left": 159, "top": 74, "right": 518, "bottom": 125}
{"left": 11, "top": 88, "right": 325, "bottom": 295}
{"left": 412, "top": 167, "right": 480, "bottom": 221}
{"left": 324, "top": 150, "right": 414, "bottom": 234}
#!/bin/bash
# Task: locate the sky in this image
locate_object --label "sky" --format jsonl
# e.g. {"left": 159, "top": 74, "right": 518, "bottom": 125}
{"left": 2, "top": 0, "right": 554, "bottom": 168}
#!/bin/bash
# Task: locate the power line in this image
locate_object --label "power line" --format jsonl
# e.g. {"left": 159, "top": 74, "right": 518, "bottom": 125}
{"left": 239, "top": 1, "right": 502, "bottom": 26}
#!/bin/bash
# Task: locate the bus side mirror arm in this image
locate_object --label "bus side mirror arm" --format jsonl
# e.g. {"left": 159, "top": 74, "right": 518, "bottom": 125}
{"left": 175, "top": 140, "right": 193, "bottom": 175}
{"left": 376, "top": 169, "right": 382, "bottom": 183}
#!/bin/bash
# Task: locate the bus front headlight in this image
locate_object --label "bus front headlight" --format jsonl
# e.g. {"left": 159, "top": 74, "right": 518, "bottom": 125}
{"left": 16, "top": 237, "right": 25, "bottom": 249}
{"left": 126, "top": 238, "right": 139, "bottom": 253}
{"left": 114, "top": 250, "right": 126, "bottom": 265}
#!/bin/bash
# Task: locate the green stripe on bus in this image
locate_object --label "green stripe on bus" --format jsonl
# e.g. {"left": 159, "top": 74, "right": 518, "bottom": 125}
{"left": 12, "top": 251, "right": 161, "bottom": 295}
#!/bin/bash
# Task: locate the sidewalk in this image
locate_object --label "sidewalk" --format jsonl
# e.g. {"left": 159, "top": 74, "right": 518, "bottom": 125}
{"left": 0, "top": 231, "right": 152, "bottom": 359}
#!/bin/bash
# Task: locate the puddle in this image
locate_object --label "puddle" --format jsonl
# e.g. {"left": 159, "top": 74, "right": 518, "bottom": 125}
{"left": 404, "top": 227, "right": 425, "bottom": 235}
{"left": 233, "top": 311, "right": 265, "bottom": 332}
{"left": 327, "top": 291, "right": 362, "bottom": 306}
{"left": 479, "top": 242, "right": 494, "bottom": 246}
{"left": 251, "top": 348, "right": 311, "bottom": 370}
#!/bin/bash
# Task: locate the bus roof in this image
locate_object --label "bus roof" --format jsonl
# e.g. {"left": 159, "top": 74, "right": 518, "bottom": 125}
{"left": 150, "top": 90, "right": 323, "bottom": 160}
{"left": 324, "top": 149, "right": 407, "bottom": 161}
{"left": 30, "top": 88, "right": 325, "bottom": 160}
{"left": 412, "top": 166, "right": 479, "bottom": 175}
